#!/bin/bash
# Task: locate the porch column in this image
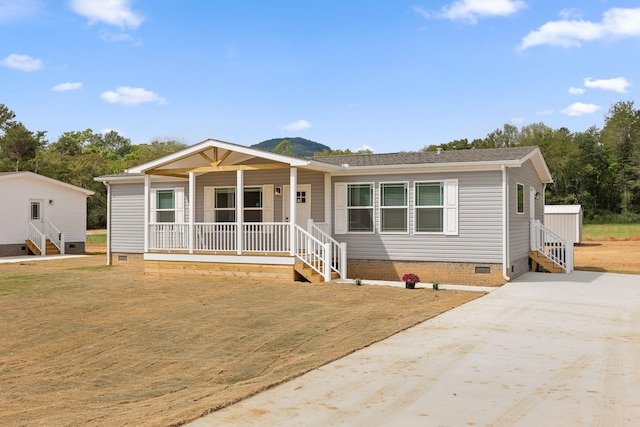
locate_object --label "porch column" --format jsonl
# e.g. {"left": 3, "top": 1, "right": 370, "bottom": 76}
{"left": 236, "top": 169, "right": 244, "bottom": 255}
{"left": 289, "top": 167, "right": 297, "bottom": 256}
{"left": 144, "top": 174, "right": 149, "bottom": 253}
{"left": 188, "top": 172, "right": 195, "bottom": 254}
{"left": 324, "top": 173, "right": 331, "bottom": 224}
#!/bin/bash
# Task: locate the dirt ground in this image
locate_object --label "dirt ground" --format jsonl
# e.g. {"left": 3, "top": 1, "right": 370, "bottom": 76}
{"left": 1, "top": 238, "right": 637, "bottom": 426}
{"left": 574, "top": 238, "right": 640, "bottom": 274}
{"left": 0, "top": 255, "right": 482, "bottom": 427}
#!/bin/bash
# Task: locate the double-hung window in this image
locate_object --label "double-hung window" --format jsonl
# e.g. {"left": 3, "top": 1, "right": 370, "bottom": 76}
{"left": 380, "top": 182, "right": 408, "bottom": 233}
{"left": 243, "top": 187, "right": 263, "bottom": 222}
{"left": 415, "top": 182, "right": 444, "bottom": 233}
{"left": 155, "top": 189, "right": 176, "bottom": 223}
{"left": 214, "top": 188, "right": 236, "bottom": 222}
{"left": 347, "top": 183, "right": 374, "bottom": 232}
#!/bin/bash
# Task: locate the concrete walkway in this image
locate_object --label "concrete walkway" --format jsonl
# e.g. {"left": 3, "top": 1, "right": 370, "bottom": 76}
{"left": 0, "top": 254, "right": 89, "bottom": 264}
{"left": 188, "top": 271, "right": 640, "bottom": 426}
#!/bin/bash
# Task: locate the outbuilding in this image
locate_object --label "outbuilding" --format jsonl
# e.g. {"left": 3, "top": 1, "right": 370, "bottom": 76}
{"left": 544, "top": 205, "right": 583, "bottom": 244}
{"left": 0, "top": 171, "right": 94, "bottom": 256}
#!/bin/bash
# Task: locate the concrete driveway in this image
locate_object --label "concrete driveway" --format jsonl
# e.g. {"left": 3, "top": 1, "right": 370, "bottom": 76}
{"left": 188, "top": 271, "right": 640, "bottom": 426}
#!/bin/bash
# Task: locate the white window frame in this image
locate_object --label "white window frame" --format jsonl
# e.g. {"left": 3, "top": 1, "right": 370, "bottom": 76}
{"left": 414, "top": 181, "right": 444, "bottom": 234}
{"left": 516, "top": 182, "right": 525, "bottom": 215}
{"left": 347, "top": 182, "right": 375, "bottom": 233}
{"left": 243, "top": 186, "right": 264, "bottom": 223}
{"left": 379, "top": 181, "right": 409, "bottom": 234}
{"left": 213, "top": 186, "right": 236, "bottom": 223}
{"left": 413, "top": 179, "right": 458, "bottom": 235}
{"left": 151, "top": 187, "right": 185, "bottom": 223}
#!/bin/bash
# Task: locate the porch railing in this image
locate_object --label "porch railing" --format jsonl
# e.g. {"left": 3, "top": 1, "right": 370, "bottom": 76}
{"left": 149, "top": 223, "right": 189, "bottom": 250}
{"left": 45, "top": 220, "right": 65, "bottom": 255}
{"left": 27, "top": 221, "right": 46, "bottom": 256}
{"left": 243, "top": 223, "right": 290, "bottom": 253}
{"left": 308, "top": 220, "right": 346, "bottom": 279}
{"left": 195, "top": 223, "right": 237, "bottom": 252}
{"left": 531, "top": 220, "right": 574, "bottom": 273}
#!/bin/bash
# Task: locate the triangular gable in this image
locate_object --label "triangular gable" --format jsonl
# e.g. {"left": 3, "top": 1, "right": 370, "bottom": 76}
{"left": 126, "top": 138, "right": 310, "bottom": 178}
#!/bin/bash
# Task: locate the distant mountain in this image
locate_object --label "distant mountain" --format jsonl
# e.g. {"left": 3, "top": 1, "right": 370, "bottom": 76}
{"left": 251, "top": 137, "right": 331, "bottom": 157}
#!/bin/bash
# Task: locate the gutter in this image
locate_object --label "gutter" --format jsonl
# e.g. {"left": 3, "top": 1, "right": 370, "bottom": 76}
{"left": 502, "top": 165, "right": 510, "bottom": 282}
{"left": 103, "top": 181, "right": 112, "bottom": 266}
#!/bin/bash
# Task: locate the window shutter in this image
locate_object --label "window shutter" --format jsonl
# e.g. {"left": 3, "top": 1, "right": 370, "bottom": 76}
{"left": 150, "top": 189, "right": 157, "bottom": 223}
{"left": 444, "top": 179, "right": 458, "bottom": 235}
{"left": 263, "top": 185, "right": 274, "bottom": 222}
{"left": 175, "top": 187, "right": 185, "bottom": 223}
{"left": 204, "top": 186, "right": 214, "bottom": 222}
{"left": 334, "top": 183, "right": 347, "bottom": 234}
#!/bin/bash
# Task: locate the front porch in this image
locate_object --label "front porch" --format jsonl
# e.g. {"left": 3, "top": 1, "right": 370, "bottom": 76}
{"left": 145, "top": 220, "right": 345, "bottom": 282}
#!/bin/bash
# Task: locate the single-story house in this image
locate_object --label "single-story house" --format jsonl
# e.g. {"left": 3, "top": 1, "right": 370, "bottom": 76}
{"left": 0, "top": 171, "right": 95, "bottom": 256}
{"left": 95, "top": 139, "right": 573, "bottom": 286}
{"left": 544, "top": 205, "right": 583, "bottom": 244}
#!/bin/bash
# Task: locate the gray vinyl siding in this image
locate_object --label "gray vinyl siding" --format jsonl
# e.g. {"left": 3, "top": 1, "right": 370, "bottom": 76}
{"left": 110, "top": 183, "right": 144, "bottom": 253}
{"left": 195, "top": 169, "right": 326, "bottom": 223}
{"left": 508, "top": 159, "right": 545, "bottom": 267}
{"left": 332, "top": 170, "right": 504, "bottom": 263}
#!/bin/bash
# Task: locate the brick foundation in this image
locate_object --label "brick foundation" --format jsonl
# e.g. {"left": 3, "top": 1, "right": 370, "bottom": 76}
{"left": 347, "top": 259, "right": 506, "bottom": 287}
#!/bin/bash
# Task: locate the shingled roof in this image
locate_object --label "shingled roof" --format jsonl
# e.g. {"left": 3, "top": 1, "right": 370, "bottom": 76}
{"left": 311, "top": 146, "right": 539, "bottom": 167}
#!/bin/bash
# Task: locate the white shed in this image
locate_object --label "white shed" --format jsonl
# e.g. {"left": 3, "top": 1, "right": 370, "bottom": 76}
{"left": 0, "top": 172, "right": 94, "bottom": 256}
{"left": 544, "top": 205, "right": 583, "bottom": 244}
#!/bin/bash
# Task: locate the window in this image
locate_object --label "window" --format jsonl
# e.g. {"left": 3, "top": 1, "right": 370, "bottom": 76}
{"left": 214, "top": 188, "right": 235, "bottom": 222}
{"left": 243, "top": 187, "right": 263, "bottom": 222}
{"left": 156, "top": 189, "right": 175, "bottom": 222}
{"left": 380, "top": 182, "right": 408, "bottom": 233}
{"left": 347, "top": 183, "right": 374, "bottom": 232}
{"left": 30, "top": 201, "right": 41, "bottom": 220}
{"left": 517, "top": 183, "right": 524, "bottom": 214}
{"left": 415, "top": 182, "right": 444, "bottom": 232}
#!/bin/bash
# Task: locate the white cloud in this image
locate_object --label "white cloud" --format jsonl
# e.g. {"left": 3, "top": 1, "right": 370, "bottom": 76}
{"left": 100, "top": 86, "right": 167, "bottom": 105}
{"left": 584, "top": 77, "right": 632, "bottom": 93}
{"left": 536, "top": 109, "right": 554, "bottom": 115}
{"left": 69, "top": 0, "right": 144, "bottom": 29}
{"left": 0, "top": 53, "right": 42, "bottom": 71}
{"left": 561, "top": 102, "right": 600, "bottom": 116}
{"left": 558, "top": 8, "right": 583, "bottom": 20}
{"left": 510, "top": 117, "right": 525, "bottom": 125}
{"left": 284, "top": 120, "right": 311, "bottom": 131}
{"left": 99, "top": 30, "right": 133, "bottom": 42}
{"left": 422, "top": 0, "right": 526, "bottom": 24}
{"left": 519, "top": 7, "right": 640, "bottom": 50}
{"left": 51, "top": 82, "right": 83, "bottom": 92}
{"left": 568, "top": 86, "right": 585, "bottom": 95}
{"left": 0, "top": 0, "right": 42, "bottom": 20}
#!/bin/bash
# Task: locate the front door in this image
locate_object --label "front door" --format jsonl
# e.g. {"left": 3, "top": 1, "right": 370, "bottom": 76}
{"left": 283, "top": 184, "right": 311, "bottom": 230}
{"left": 29, "top": 199, "right": 44, "bottom": 231}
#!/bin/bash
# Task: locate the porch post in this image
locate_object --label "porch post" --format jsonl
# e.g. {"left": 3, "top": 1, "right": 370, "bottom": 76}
{"left": 236, "top": 169, "right": 244, "bottom": 255}
{"left": 289, "top": 167, "right": 297, "bottom": 256}
{"left": 144, "top": 174, "right": 149, "bottom": 253}
{"left": 324, "top": 173, "right": 331, "bottom": 224}
{"left": 188, "top": 171, "right": 195, "bottom": 254}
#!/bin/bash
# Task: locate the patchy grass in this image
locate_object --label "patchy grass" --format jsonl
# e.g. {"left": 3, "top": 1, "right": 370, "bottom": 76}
{"left": 86, "top": 233, "right": 107, "bottom": 245}
{"left": 582, "top": 223, "right": 640, "bottom": 240}
{"left": 0, "top": 255, "right": 483, "bottom": 426}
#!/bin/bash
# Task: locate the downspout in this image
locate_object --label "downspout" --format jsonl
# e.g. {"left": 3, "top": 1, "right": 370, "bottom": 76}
{"left": 103, "top": 181, "right": 112, "bottom": 266}
{"left": 502, "top": 165, "right": 510, "bottom": 282}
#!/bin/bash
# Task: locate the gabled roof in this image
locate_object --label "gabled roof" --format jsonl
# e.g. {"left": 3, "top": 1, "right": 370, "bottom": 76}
{"left": 125, "top": 138, "right": 309, "bottom": 178}
{"left": 0, "top": 171, "right": 95, "bottom": 195}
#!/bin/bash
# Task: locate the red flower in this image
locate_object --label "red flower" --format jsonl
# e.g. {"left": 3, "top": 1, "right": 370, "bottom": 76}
{"left": 402, "top": 273, "right": 420, "bottom": 283}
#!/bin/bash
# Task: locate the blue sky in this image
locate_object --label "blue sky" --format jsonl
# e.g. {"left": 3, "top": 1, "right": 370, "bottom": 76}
{"left": 1, "top": 0, "right": 639, "bottom": 153}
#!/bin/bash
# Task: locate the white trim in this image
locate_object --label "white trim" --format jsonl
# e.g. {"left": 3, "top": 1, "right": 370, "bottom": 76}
{"left": 2, "top": 171, "right": 94, "bottom": 196}
{"left": 144, "top": 174, "right": 149, "bottom": 252}
{"left": 324, "top": 173, "right": 331, "bottom": 223}
{"left": 188, "top": 172, "right": 195, "bottom": 253}
{"left": 345, "top": 182, "right": 375, "bottom": 234}
{"left": 378, "top": 181, "right": 409, "bottom": 234}
{"left": 289, "top": 168, "right": 297, "bottom": 256}
{"left": 413, "top": 180, "right": 446, "bottom": 235}
{"left": 502, "top": 165, "right": 510, "bottom": 281}
{"left": 236, "top": 170, "right": 244, "bottom": 254}
{"left": 516, "top": 182, "right": 525, "bottom": 215}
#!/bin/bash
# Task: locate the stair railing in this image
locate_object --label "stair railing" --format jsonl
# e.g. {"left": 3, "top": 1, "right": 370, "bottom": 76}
{"left": 26, "top": 220, "right": 46, "bottom": 256}
{"left": 45, "top": 220, "right": 65, "bottom": 255}
{"left": 531, "top": 220, "right": 574, "bottom": 273}
{"left": 295, "top": 225, "right": 331, "bottom": 281}
{"left": 308, "top": 219, "right": 347, "bottom": 279}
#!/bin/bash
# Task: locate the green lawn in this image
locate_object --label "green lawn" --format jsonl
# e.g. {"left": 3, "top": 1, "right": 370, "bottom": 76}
{"left": 86, "top": 233, "right": 106, "bottom": 245}
{"left": 582, "top": 223, "right": 640, "bottom": 239}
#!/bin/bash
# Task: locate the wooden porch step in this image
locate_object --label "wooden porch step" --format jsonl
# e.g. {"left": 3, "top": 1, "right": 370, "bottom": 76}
{"left": 25, "top": 239, "right": 60, "bottom": 256}
{"left": 294, "top": 261, "right": 339, "bottom": 283}
{"left": 529, "top": 251, "right": 563, "bottom": 273}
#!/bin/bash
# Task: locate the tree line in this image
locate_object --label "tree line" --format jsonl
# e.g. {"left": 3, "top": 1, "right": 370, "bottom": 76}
{"left": 2, "top": 100, "right": 638, "bottom": 227}
{"left": 0, "top": 103, "right": 186, "bottom": 228}
{"left": 423, "top": 101, "right": 640, "bottom": 223}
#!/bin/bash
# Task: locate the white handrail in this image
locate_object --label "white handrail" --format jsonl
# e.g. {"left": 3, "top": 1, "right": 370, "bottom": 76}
{"left": 243, "top": 222, "right": 290, "bottom": 253}
{"left": 26, "top": 221, "right": 46, "bottom": 256}
{"left": 531, "top": 220, "right": 573, "bottom": 273}
{"left": 45, "top": 220, "right": 65, "bottom": 254}
{"left": 295, "top": 225, "right": 331, "bottom": 281}
{"left": 148, "top": 223, "right": 189, "bottom": 250}
{"left": 308, "top": 220, "right": 346, "bottom": 279}
{"left": 195, "top": 223, "right": 237, "bottom": 252}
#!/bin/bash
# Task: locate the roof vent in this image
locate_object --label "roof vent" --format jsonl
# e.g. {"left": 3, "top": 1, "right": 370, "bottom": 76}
{"left": 341, "top": 163, "right": 350, "bottom": 168}
{"left": 436, "top": 147, "right": 443, "bottom": 154}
